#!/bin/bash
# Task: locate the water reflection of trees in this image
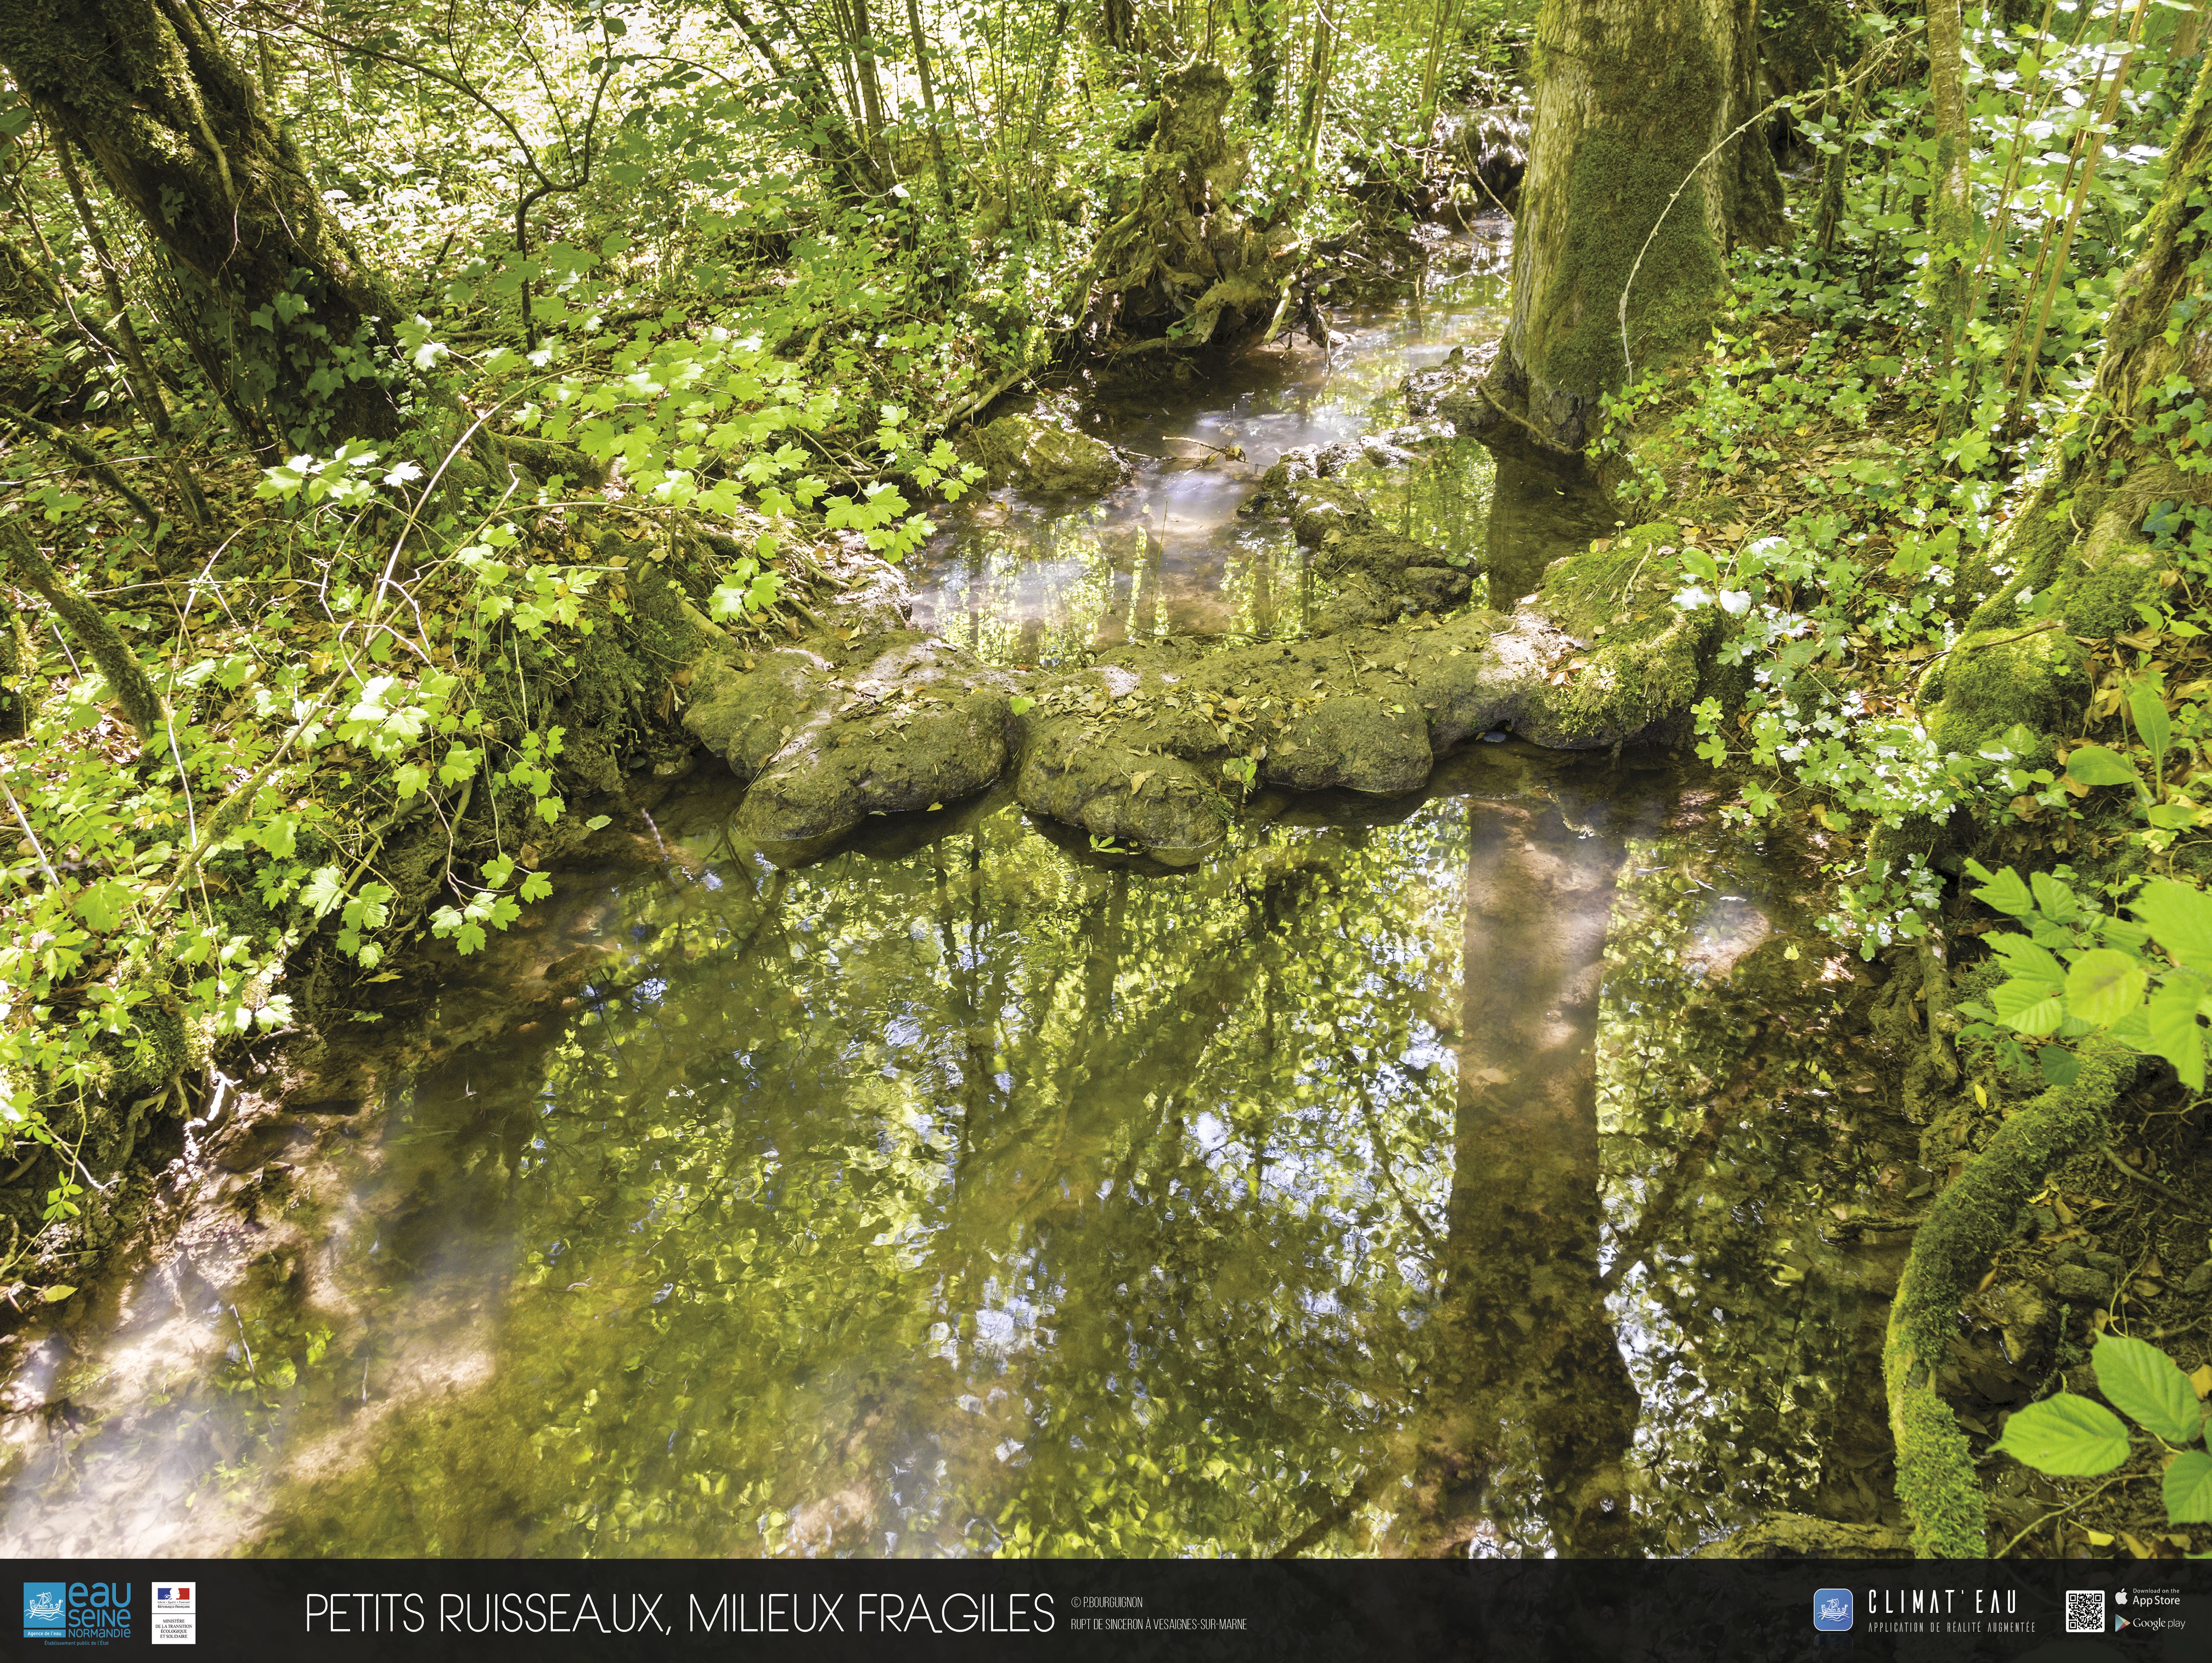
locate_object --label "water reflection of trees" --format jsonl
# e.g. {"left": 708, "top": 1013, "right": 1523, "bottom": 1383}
{"left": 225, "top": 760, "right": 1904, "bottom": 1559}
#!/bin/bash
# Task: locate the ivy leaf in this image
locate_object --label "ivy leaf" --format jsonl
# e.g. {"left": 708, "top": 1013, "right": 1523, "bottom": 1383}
{"left": 1991, "top": 1393, "right": 2131, "bottom": 1476}
{"left": 2164, "top": 1450, "right": 2212, "bottom": 1524}
{"left": 2092, "top": 1333, "right": 2206, "bottom": 1445}
{"left": 2135, "top": 879, "right": 2212, "bottom": 970}
{"left": 73, "top": 879, "right": 133, "bottom": 934}
{"left": 1990, "top": 976, "right": 2066, "bottom": 1037}
{"left": 2066, "top": 949, "right": 2148, "bottom": 1027}
{"left": 2062, "top": 745, "right": 2140, "bottom": 787}
{"left": 301, "top": 865, "right": 346, "bottom": 918}
{"left": 2146, "top": 974, "right": 2208, "bottom": 1089}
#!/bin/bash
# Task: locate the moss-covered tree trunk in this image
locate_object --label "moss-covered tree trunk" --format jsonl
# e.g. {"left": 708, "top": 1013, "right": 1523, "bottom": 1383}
{"left": 1488, "top": 0, "right": 1782, "bottom": 449}
{"left": 1942, "top": 48, "right": 2212, "bottom": 703}
{"left": 0, "top": 0, "right": 405, "bottom": 447}
{"left": 1926, "top": 0, "right": 1974, "bottom": 357}
{"left": 1080, "top": 62, "right": 1286, "bottom": 350}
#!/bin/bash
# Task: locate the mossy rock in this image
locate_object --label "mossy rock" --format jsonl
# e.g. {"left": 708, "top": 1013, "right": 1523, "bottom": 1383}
{"left": 2047, "top": 540, "right": 2160, "bottom": 638}
{"left": 963, "top": 412, "right": 1128, "bottom": 495}
{"left": 1526, "top": 523, "right": 1717, "bottom": 744}
{"left": 1287, "top": 480, "right": 1374, "bottom": 545}
{"left": 1925, "top": 626, "right": 2090, "bottom": 760}
{"left": 1265, "top": 696, "right": 1432, "bottom": 795}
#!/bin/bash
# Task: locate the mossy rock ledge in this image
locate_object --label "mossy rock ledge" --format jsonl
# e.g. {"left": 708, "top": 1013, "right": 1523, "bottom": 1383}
{"left": 679, "top": 508, "right": 1724, "bottom": 864}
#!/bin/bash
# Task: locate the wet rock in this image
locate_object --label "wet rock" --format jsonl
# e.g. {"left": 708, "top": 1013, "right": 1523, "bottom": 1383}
{"left": 1317, "top": 531, "right": 1476, "bottom": 620}
{"left": 734, "top": 685, "right": 1009, "bottom": 850}
{"left": 1015, "top": 716, "right": 1226, "bottom": 858}
{"left": 1257, "top": 441, "right": 1362, "bottom": 495}
{"left": 1287, "top": 480, "right": 1376, "bottom": 545}
{"left": 1359, "top": 436, "right": 1418, "bottom": 470}
{"left": 2180, "top": 1258, "right": 2212, "bottom": 1295}
{"left": 689, "top": 632, "right": 1014, "bottom": 853}
{"left": 1405, "top": 339, "right": 1505, "bottom": 436}
{"left": 682, "top": 645, "right": 840, "bottom": 780}
{"left": 1265, "top": 696, "right": 1431, "bottom": 795}
{"left": 965, "top": 411, "right": 1128, "bottom": 495}
{"left": 2079, "top": 1248, "right": 2128, "bottom": 1280}
{"left": 2047, "top": 1262, "right": 2113, "bottom": 1304}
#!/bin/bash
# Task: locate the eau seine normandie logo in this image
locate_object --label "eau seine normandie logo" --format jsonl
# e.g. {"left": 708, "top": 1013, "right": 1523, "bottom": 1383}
{"left": 23, "top": 1581, "right": 134, "bottom": 1645}
{"left": 1813, "top": 1589, "right": 1854, "bottom": 1633}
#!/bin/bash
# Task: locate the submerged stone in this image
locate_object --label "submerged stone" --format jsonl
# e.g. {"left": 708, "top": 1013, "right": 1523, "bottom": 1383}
{"left": 964, "top": 410, "right": 1128, "bottom": 495}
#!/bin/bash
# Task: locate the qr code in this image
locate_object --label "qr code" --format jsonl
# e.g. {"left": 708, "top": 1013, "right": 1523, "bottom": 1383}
{"left": 2066, "top": 1591, "right": 2106, "bottom": 1634}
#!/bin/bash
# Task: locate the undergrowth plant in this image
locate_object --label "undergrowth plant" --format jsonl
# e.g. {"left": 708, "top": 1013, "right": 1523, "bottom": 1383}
{"left": 1993, "top": 1331, "right": 2212, "bottom": 1529}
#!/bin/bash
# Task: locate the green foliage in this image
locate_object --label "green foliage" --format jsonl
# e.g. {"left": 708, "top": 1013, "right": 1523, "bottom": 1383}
{"left": 1958, "top": 862, "right": 2212, "bottom": 1089}
{"left": 1994, "top": 1334, "right": 2212, "bottom": 1527}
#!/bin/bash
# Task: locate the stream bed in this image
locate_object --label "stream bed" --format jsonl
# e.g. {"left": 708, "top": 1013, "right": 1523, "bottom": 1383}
{"left": 0, "top": 229, "right": 1917, "bottom": 1560}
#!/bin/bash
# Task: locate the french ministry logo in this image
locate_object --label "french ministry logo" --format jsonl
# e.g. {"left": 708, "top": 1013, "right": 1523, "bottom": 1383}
{"left": 1813, "top": 1588, "right": 1853, "bottom": 1633}
{"left": 153, "top": 1581, "right": 197, "bottom": 1646}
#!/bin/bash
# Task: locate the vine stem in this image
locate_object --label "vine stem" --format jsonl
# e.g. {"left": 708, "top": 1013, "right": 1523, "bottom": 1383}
{"left": 1615, "top": 41, "right": 1904, "bottom": 390}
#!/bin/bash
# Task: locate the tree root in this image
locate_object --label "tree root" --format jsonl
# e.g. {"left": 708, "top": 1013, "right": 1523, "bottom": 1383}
{"left": 0, "top": 517, "right": 170, "bottom": 746}
{"left": 1691, "top": 1512, "right": 1913, "bottom": 1559}
{"left": 1883, "top": 1040, "right": 2135, "bottom": 1556}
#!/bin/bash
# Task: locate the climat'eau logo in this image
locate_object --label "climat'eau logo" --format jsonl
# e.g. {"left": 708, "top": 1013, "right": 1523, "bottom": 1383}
{"left": 1813, "top": 1588, "right": 1854, "bottom": 1632}
{"left": 23, "top": 1580, "right": 133, "bottom": 1644}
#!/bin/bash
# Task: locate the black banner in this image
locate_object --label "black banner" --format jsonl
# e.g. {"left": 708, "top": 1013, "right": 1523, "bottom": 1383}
{"left": 4, "top": 1559, "right": 2205, "bottom": 1662}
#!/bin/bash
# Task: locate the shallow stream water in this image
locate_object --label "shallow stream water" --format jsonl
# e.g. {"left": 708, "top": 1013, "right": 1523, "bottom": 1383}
{"left": 0, "top": 230, "right": 1915, "bottom": 1559}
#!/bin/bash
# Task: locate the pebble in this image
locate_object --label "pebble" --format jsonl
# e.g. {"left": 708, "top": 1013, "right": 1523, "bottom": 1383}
{"left": 2048, "top": 1263, "right": 2114, "bottom": 1303}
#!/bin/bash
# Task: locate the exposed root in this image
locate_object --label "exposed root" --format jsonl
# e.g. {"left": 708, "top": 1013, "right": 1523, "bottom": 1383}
{"left": 1882, "top": 1040, "right": 2135, "bottom": 1556}
{"left": 1692, "top": 1512, "right": 1913, "bottom": 1559}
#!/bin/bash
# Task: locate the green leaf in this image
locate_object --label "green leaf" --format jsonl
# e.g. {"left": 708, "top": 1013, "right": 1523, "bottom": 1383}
{"left": 2066, "top": 948, "right": 2148, "bottom": 1027}
{"left": 72, "top": 879, "right": 133, "bottom": 934}
{"left": 1990, "top": 976, "right": 2066, "bottom": 1037}
{"left": 2146, "top": 974, "right": 2208, "bottom": 1089}
{"left": 2063, "top": 745, "right": 2140, "bottom": 787}
{"left": 1971, "top": 865, "right": 2036, "bottom": 918}
{"left": 39, "top": 1284, "right": 76, "bottom": 1303}
{"left": 2038, "top": 1046, "right": 2080, "bottom": 1087}
{"left": 2031, "top": 871, "right": 2080, "bottom": 922}
{"left": 1987, "top": 933, "right": 2066, "bottom": 984}
{"left": 2130, "top": 682, "right": 2172, "bottom": 768}
{"left": 2164, "top": 1450, "right": 2212, "bottom": 1524}
{"left": 2135, "top": 879, "right": 2212, "bottom": 970}
{"left": 2092, "top": 1333, "right": 2206, "bottom": 1445}
{"left": 1991, "top": 1392, "right": 2131, "bottom": 1476}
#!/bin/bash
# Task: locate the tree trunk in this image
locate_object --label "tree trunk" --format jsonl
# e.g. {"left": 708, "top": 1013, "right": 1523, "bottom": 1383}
{"left": 1487, "top": 0, "right": 1782, "bottom": 450}
{"left": 0, "top": 0, "right": 406, "bottom": 447}
{"left": 2179, "top": 5, "right": 2208, "bottom": 59}
{"left": 1926, "top": 0, "right": 1973, "bottom": 357}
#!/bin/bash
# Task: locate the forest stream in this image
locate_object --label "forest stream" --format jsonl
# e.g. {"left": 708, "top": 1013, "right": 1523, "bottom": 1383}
{"left": 0, "top": 237, "right": 1924, "bottom": 1560}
